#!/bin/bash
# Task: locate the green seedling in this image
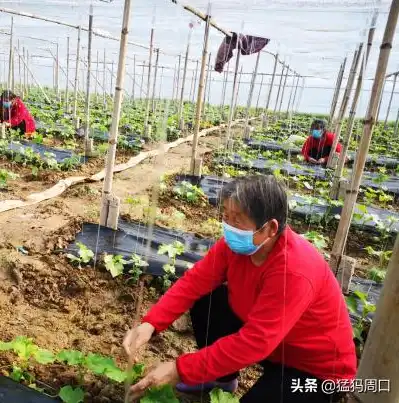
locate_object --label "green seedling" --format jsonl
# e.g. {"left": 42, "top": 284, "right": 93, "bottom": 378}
{"left": 66, "top": 242, "right": 94, "bottom": 268}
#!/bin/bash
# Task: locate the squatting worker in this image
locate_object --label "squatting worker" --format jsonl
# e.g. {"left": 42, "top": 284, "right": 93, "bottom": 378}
{"left": 0, "top": 90, "right": 36, "bottom": 138}
{"left": 302, "top": 119, "right": 342, "bottom": 165}
{"left": 123, "top": 175, "right": 357, "bottom": 403}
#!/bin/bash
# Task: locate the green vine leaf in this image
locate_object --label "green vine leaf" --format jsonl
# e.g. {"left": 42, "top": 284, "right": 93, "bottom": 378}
{"left": 56, "top": 350, "right": 85, "bottom": 366}
{"left": 210, "top": 388, "right": 240, "bottom": 403}
{"left": 140, "top": 385, "right": 179, "bottom": 403}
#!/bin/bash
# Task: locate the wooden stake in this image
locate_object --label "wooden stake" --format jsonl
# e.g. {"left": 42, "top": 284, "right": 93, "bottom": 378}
{"left": 176, "top": 54, "right": 182, "bottom": 103}
{"left": 192, "top": 59, "right": 199, "bottom": 105}
{"left": 84, "top": 5, "right": 94, "bottom": 154}
{"left": 384, "top": 73, "right": 397, "bottom": 127}
{"left": 329, "top": 58, "right": 347, "bottom": 126}
{"left": 151, "top": 48, "right": 159, "bottom": 113}
{"left": 171, "top": 61, "right": 177, "bottom": 103}
{"left": 244, "top": 51, "right": 261, "bottom": 129}
{"left": 178, "top": 28, "right": 192, "bottom": 129}
{"left": 65, "top": 37, "right": 70, "bottom": 112}
{"left": 100, "top": 0, "right": 132, "bottom": 229}
{"left": 395, "top": 108, "right": 399, "bottom": 136}
{"left": 23, "top": 47, "right": 26, "bottom": 95}
{"left": 110, "top": 61, "right": 114, "bottom": 95}
{"left": 327, "top": 45, "right": 362, "bottom": 168}
{"left": 263, "top": 53, "right": 278, "bottom": 127}
{"left": 190, "top": 14, "right": 210, "bottom": 174}
{"left": 8, "top": 17, "right": 13, "bottom": 91}
{"left": 233, "top": 65, "right": 244, "bottom": 118}
{"left": 355, "top": 231, "right": 399, "bottom": 403}
{"left": 330, "top": 12, "right": 378, "bottom": 199}
{"left": 220, "top": 62, "right": 229, "bottom": 117}
{"left": 143, "top": 28, "right": 155, "bottom": 137}
{"left": 139, "top": 62, "right": 145, "bottom": 101}
{"left": 17, "top": 39, "right": 21, "bottom": 92}
{"left": 278, "top": 65, "right": 289, "bottom": 114}
{"left": 73, "top": 26, "right": 81, "bottom": 119}
{"left": 330, "top": 0, "right": 398, "bottom": 275}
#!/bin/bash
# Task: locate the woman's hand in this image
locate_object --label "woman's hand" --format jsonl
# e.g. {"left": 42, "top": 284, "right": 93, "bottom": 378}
{"left": 308, "top": 157, "right": 317, "bottom": 164}
{"left": 123, "top": 322, "right": 155, "bottom": 360}
{"left": 128, "top": 361, "right": 180, "bottom": 400}
{"left": 317, "top": 157, "right": 326, "bottom": 164}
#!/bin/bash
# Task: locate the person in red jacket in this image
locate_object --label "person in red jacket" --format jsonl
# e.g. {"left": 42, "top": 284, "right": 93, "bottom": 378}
{"left": 1, "top": 90, "right": 36, "bottom": 138}
{"left": 123, "top": 175, "right": 357, "bottom": 402}
{"left": 302, "top": 119, "right": 342, "bottom": 165}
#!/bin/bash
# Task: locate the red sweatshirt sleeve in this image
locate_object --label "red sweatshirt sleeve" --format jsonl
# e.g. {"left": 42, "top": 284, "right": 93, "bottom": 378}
{"left": 301, "top": 137, "right": 311, "bottom": 161}
{"left": 9, "top": 99, "right": 26, "bottom": 127}
{"left": 176, "top": 271, "right": 314, "bottom": 385}
{"left": 142, "top": 239, "right": 228, "bottom": 333}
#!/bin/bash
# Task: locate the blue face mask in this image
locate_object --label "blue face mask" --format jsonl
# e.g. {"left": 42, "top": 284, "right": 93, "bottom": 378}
{"left": 222, "top": 221, "right": 268, "bottom": 255}
{"left": 3, "top": 101, "right": 11, "bottom": 109}
{"left": 312, "top": 129, "right": 322, "bottom": 139}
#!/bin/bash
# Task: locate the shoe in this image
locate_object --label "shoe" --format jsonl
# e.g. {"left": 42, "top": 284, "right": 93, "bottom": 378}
{"left": 176, "top": 378, "right": 238, "bottom": 394}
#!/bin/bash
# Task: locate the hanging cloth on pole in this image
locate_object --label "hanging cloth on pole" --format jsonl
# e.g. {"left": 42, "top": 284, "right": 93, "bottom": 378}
{"left": 215, "top": 33, "right": 270, "bottom": 73}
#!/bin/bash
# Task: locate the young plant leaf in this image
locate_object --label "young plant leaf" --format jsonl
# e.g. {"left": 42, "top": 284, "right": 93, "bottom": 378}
{"left": 140, "top": 385, "right": 179, "bottom": 403}
{"left": 56, "top": 350, "right": 85, "bottom": 366}
{"left": 33, "top": 348, "right": 56, "bottom": 365}
{"left": 210, "top": 388, "right": 240, "bottom": 403}
{"left": 59, "top": 386, "right": 85, "bottom": 403}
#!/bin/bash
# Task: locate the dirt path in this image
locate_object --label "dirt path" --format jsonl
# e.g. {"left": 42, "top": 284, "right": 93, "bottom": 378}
{"left": 0, "top": 132, "right": 249, "bottom": 402}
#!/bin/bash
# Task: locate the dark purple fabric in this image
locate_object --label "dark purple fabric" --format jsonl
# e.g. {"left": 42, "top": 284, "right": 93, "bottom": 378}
{"left": 215, "top": 32, "right": 270, "bottom": 73}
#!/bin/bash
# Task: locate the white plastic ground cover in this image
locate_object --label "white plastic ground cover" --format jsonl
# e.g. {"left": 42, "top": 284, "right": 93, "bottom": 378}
{"left": 0, "top": 119, "right": 248, "bottom": 214}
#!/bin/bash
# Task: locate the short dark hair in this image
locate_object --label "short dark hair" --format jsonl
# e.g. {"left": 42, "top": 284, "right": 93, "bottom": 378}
{"left": 311, "top": 119, "right": 326, "bottom": 130}
{"left": 1, "top": 90, "right": 17, "bottom": 101}
{"left": 220, "top": 175, "right": 287, "bottom": 234}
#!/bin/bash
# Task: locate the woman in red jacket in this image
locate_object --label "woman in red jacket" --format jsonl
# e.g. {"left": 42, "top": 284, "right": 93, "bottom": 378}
{"left": 302, "top": 119, "right": 342, "bottom": 165}
{"left": 123, "top": 175, "right": 357, "bottom": 402}
{"left": 1, "top": 90, "right": 36, "bottom": 138}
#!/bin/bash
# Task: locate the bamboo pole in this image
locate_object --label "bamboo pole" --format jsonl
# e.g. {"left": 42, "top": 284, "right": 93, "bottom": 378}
{"left": 384, "top": 73, "right": 397, "bottom": 127}
{"left": 171, "top": 61, "right": 177, "bottom": 103}
{"left": 17, "top": 39, "right": 21, "bottom": 92}
{"left": 84, "top": 5, "right": 94, "bottom": 154}
{"left": 286, "top": 74, "right": 298, "bottom": 114}
{"left": 26, "top": 50, "right": 29, "bottom": 91}
{"left": 233, "top": 65, "right": 244, "bottom": 118}
{"left": 110, "top": 61, "right": 114, "bottom": 96}
{"left": 65, "top": 37, "right": 70, "bottom": 112}
{"left": 220, "top": 62, "right": 229, "bottom": 116}
{"left": 73, "top": 26, "right": 81, "bottom": 119}
{"left": 23, "top": 47, "right": 26, "bottom": 95}
{"left": 330, "top": 12, "right": 378, "bottom": 199}
{"left": 244, "top": 51, "right": 261, "bottom": 129}
{"left": 291, "top": 75, "right": 300, "bottom": 114}
{"left": 330, "top": 0, "right": 398, "bottom": 275}
{"left": 327, "top": 45, "right": 362, "bottom": 168}
{"left": 395, "top": 108, "right": 399, "bottom": 136}
{"left": 273, "top": 62, "right": 285, "bottom": 116}
{"left": 278, "top": 65, "right": 289, "bottom": 114}
{"left": 103, "top": 49, "right": 106, "bottom": 107}
{"left": 190, "top": 14, "right": 210, "bottom": 174}
{"left": 95, "top": 50, "right": 99, "bottom": 98}
{"left": 188, "top": 69, "right": 195, "bottom": 105}
{"left": 140, "top": 63, "right": 145, "bottom": 101}
{"left": 263, "top": 53, "right": 278, "bottom": 127}
{"left": 256, "top": 74, "right": 264, "bottom": 111}
{"left": 8, "top": 17, "right": 13, "bottom": 91}
{"left": 192, "top": 59, "right": 199, "bottom": 105}
{"left": 329, "top": 58, "right": 347, "bottom": 126}
{"left": 55, "top": 42, "right": 59, "bottom": 96}
{"left": 176, "top": 54, "right": 181, "bottom": 103}
{"left": 376, "top": 78, "right": 386, "bottom": 121}
{"left": 202, "top": 53, "right": 212, "bottom": 120}
{"left": 15, "top": 48, "right": 50, "bottom": 103}
{"left": 151, "top": 48, "right": 159, "bottom": 113}
{"left": 100, "top": 0, "right": 132, "bottom": 229}
{"left": 178, "top": 28, "right": 192, "bottom": 129}
{"left": 131, "top": 54, "right": 136, "bottom": 101}
{"left": 225, "top": 47, "right": 241, "bottom": 144}
{"left": 355, "top": 231, "right": 399, "bottom": 403}
{"left": 143, "top": 28, "right": 155, "bottom": 137}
